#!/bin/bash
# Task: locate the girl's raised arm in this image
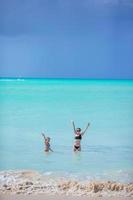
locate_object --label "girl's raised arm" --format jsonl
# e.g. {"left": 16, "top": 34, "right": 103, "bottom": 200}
{"left": 41, "top": 132, "right": 46, "bottom": 139}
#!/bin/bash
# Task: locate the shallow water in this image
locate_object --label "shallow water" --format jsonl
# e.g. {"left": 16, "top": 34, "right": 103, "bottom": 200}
{"left": 0, "top": 79, "right": 133, "bottom": 182}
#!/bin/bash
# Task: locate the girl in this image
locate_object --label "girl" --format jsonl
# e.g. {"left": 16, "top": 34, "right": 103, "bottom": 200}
{"left": 41, "top": 132, "right": 53, "bottom": 152}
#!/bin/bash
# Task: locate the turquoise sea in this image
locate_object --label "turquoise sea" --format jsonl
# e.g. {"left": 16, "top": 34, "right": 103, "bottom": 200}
{"left": 0, "top": 78, "right": 133, "bottom": 183}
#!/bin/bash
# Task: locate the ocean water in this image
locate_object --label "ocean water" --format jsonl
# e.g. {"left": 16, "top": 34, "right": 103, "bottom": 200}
{"left": 0, "top": 78, "right": 133, "bottom": 183}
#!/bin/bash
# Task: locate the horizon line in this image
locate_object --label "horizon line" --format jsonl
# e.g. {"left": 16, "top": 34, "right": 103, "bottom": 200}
{"left": 0, "top": 77, "right": 133, "bottom": 81}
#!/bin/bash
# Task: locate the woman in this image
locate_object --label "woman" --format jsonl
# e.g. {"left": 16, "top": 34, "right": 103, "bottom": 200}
{"left": 72, "top": 121, "right": 90, "bottom": 151}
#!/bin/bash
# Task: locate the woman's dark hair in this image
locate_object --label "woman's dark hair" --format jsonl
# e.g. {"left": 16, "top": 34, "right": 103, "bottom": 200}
{"left": 76, "top": 128, "right": 81, "bottom": 131}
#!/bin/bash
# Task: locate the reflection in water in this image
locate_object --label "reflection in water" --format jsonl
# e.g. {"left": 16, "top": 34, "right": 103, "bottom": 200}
{"left": 73, "top": 151, "right": 82, "bottom": 162}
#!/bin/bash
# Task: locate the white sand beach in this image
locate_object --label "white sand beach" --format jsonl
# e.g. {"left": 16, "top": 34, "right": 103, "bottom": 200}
{"left": 0, "top": 170, "right": 133, "bottom": 200}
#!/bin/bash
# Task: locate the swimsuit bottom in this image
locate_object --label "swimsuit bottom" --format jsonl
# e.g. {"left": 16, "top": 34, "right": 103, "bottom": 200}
{"left": 74, "top": 145, "right": 80, "bottom": 150}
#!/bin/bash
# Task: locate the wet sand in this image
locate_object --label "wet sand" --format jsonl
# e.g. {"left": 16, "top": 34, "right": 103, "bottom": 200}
{"left": 0, "top": 194, "right": 133, "bottom": 200}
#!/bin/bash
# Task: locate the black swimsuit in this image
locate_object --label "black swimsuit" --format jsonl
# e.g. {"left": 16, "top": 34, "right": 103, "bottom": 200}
{"left": 75, "top": 134, "right": 82, "bottom": 140}
{"left": 74, "top": 134, "right": 82, "bottom": 150}
{"left": 74, "top": 145, "right": 80, "bottom": 150}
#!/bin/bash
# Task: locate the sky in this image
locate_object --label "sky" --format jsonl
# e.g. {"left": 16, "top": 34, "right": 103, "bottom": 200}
{"left": 0, "top": 0, "right": 133, "bottom": 79}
